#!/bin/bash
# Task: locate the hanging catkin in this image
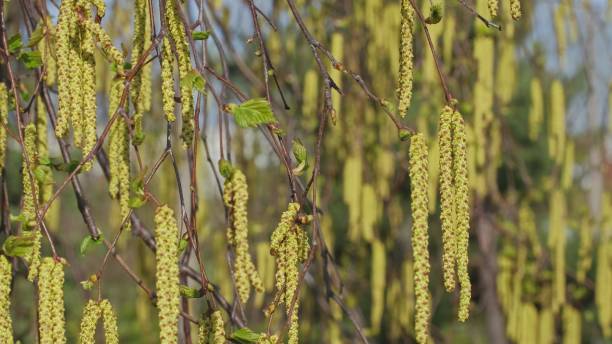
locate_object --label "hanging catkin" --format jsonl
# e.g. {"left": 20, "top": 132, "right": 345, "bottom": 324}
{"left": 270, "top": 202, "right": 310, "bottom": 344}
{"left": 562, "top": 305, "right": 581, "bottom": 344}
{"left": 161, "top": 37, "right": 177, "bottom": 123}
{"left": 397, "top": 0, "right": 415, "bottom": 117}
{"left": 509, "top": 0, "right": 521, "bottom": 20}
{"left": 452, "top": 109, "right": 471, "bottom": 322}
{"left": 528, "top": 78, "right": 543, "bottom": 141}
{"left": 38, "top": 257, "right": 66, "bottom": 344}
{"left": 131, "top": 0, "right": 152, "bottom": 145}
{"left": 370, "top": 239, "right": 386, "bottom": 334}
{"left": 408, "top": 133, "right": 430, "bottom": 344}
{"left": 22, "top": 124, "right": 42, "bottom": 281}
{"left": 488, "top": 0, "right": 499, "bottom": 17}
{"left": 595, "top": 194, "right": 611, "bottom": 337}
{"left": 198, "top": 311, "right": 225, "bottom": 344}
{"left": 164, "top": 0, "right": 194, "bottom": 145}
{"left": 108, "top": 81, "right": 131, "bottom": 231}
{"left": 548, "top": 190, "right": 566, "bottom": 314}
{"left": 222, "top": 168, "right": 264, "bottom": 303}
{"left": 549, "top": 79, "right": 566, "bottom": 164}
{"left": 0, "top": 83, "right": 7, "bottom": 170}
{"left": 438, "top": 105, "right": 456, "bottom": 291}
{"left": 78, "top": 300, "right": 101, "bottom": 344}
{"left": 100, "top": 299, "right": 119, "bottom": 344}
{"left": 576, "top": 215, "right": 592, "bottom": 283}
{"left": 0, "top": 256, "right": 13, "bottom": 344}
{"left": 155, "top": 205, "right": 180, "bottom": 344}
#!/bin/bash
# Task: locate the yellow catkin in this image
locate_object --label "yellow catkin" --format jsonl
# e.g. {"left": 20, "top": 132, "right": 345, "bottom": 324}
{"left": 528, "top": 78, "right": 544, "bottom": 141}
{"left": 0, "top": 83, "right": 7, "bottom": 170}
{"left": 488, "top": 0, "right": 499, "bottom": 17}
{"left": 596, "top": 194, "right": 611, "bottom": 337}
{"left": 561, "top": 140, "right": 574, "bottom": 190}
{"left": 397, "top": 0, "right": 415, "bottom": 117}
{"left": 55, "top": 0, "right": 76, "bottom": 137}
{"left": 38, "top": 257, "right": 66, "bottom": 344}
{"left": 519, "top": 203, "right": 542, "bottom": 257}
{"left": 154, "top": 205, "right": 180, "bottom": 344}
{"left": 78, "top": 300, "right": 101, "bottom": 344}
{"left": 549, "top": 80, "right": 566, "bottom": 164}
{"left": 539, "top": 308, "right": 555, "bottom": 344}
{"left": 165, "top": 0, "right": 194, "bottom": 145}
{"left": 131, "top": 0, "right": 152, "bottom": 145}
{"left": 36, "top": 97, "right": 53, "bottom": 205}
{"left": 100, "top": 299, "right": 119, "bottom": 344}
{"left": 452, "top": 110, "right": 471, "bottom": 321}
{"left": 548, "top": 190, "right": 566, "bottom": 314}
{"left": 108, "top": 81, "right": 131, "bottom": 231}
{"left": 510, "top": 0, "right": 521, "bottom": 20}
{"left": 161, "top": 37, "right": 176, "bottom": 122}
{"left": 83, "top": 19, "right": 124, "bottom": 67}
{"left": 408, "top": 133, "right": 431, "bottom": 344}
{"left": 562, "top": 305, "right": 581, "bottom": 344}
{"left": 438, "top": 105, "right": 456, "bottom": 291}
{"left": 199, "top": 311, "right": 229, "bottom": 343}
{"left": 223, "top": 169, "right": 264, "bottom": 303}
{"left": 370, "top": 239, "right": 386, "bottom": 334}
{"left": 80, "top": 23, "right": 96, "bottom": 171}
{"left": 576, "top": 215, "right": 592, "bottom": 283}
{"left": 22, "top": 124, "right": 42, "bottom": 281}
{"left": 0, "top": 256, "right": 13, "bottom": 344}
{"left": 270, "top": 203, "right": 310, "bottom": 344}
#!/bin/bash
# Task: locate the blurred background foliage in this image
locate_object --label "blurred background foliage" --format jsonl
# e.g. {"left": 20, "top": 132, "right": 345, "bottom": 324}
{"left": 1, "top": 0, "right": 611, "bottom": 343}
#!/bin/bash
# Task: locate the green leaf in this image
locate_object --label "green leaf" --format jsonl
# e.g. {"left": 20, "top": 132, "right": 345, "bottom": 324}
{"left": 227, "top": 98, "right": 277, "bottom": 128}
{"left": 9, "top": 213, "right": 28, "bottom": 223}
{"left": 8, "top": 34, "right": 22, "bottom": 54}
{"left": 425, "top": 4, "right": 443, "bottom": 24}
{"left": 398, "top": 128, "right": 411, "bottom": 142}
{"left": 27, "top": 25, "right": 44, "bottom": 48}
{"left": 80, "top": 234, "right": 103, "bottom": 256}
{"left": 179, "top": 285, "right": 203, "bottom": 298}
{"left": 53, "top": 159, "right": 80, "bottom": 173}
{"left": 218, "top": 159, "right": 234, "bottom": 179}
{"left": 39, "top": 156, "right": 52, "bottom": 166}
{"left": 192, "top": 31, "right": 210, "bottom": 40}
{"left": 33, "top": 165, "right": 48, "bottom": 183}
{"left": 181, "top": 70, "right": 206, "bottom": 93}
{"left": 231, "top": 328, "right": 262, "bottom": 343}
{"left": 177, "top": 238, "right": 189, "bottom": 255}
{"left": 291, "top": 140, "right": 308, "bottom": 175}
{"left": 128, "top": 196, "right": 147, "bottom": 209}
{"left": 2, "top": 233, "right": 36, "bottom": 257}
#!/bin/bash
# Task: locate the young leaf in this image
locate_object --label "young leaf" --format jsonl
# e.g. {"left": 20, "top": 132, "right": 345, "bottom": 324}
{"left": 27, "top": 25, "right": 45, "bottom": 48}
{"left": 179, "top": 285, "right": 203, "bottom": 298}
{"left": 2, "top": 233, "right": 36, "bottom": 257}
{"left": 227, "top": 98, "right": 277, "bottom": 128}
{"left": 8, "top": 34, "right": 22, "bottom": 54}
{"left": 231, "top": 328, "right": 262, "bottom": 343}
{"left": 192, "top": 31, "right": 210, "bottom": 40}
{"left": 80, "top": 234, "right": 103, "bottom": 256}
{"left": 128, "top": 196, "right": 147, "bottom": 209}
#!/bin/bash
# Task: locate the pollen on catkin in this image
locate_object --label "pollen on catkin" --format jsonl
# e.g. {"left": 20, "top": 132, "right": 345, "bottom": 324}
{"left": 130, "top": 0, "right": 152, "bottom": 145}
{"left": 36, "top": 96, "right": 54, "bottom": 206}
{"left": 22, "top": 124, "right": 42, "bottom": 281}
{"left": 452, "top": 110, "right": 471, "bottom": 322}
{"left": 108, "top": 81, "right": 131, "bottom": 231}
{"left": 408, "top": 133, "right": 431, "bottom": 344}
{"left": 198, "top": 310, "right": 225, "bottom": 344}
{"left": 438, "top": 105, "right": 456, "bottom": 292}
{"left": 155, "top": 205, "right": 180, "bottom": 344}
{"left": 0, "top": 83, "right": 7, "bottom": 170}
{"left": 38, "top": 257, "right": 66, "bottom": 344}
{"left": 397, "top": 0, "right": 415, "bottom": 117}
{"left": 488, "top": 0, "right": 499, "bottom": 17}
{"left": 0, "top": 256, "right": 14, "bottom": 344}
{"left": 223, "top": 169, "right": 264, "bottom": 304}
{"left": 165, "top": 0, "right": 194, "bottom": 145}
{"left": 269, "top": 202, "right": 310, "bottom": 344}
{"left": 161, "top": 37, "right": 176, "bottom": 123}
{"left": 510, "top": 0, "right": 521, "bottom": 20}
{"left": 100, "top": 299, "right": 119, "bottom": 344}
{"left": 78, "top": 300, "right": 101, "bottom": 344}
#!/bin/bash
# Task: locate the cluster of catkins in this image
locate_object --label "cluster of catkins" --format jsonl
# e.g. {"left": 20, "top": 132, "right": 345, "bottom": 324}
{"left": 154, "top": 205, "right": 181, "bottom": 344}
{"left": 223, "top": 168, "right": 264, "bottom": 303}
{"left": 55, "top": 0, "right": 123, "bottom": 170}
{"left": 269, "top": 202, "right": 310, "bottom": 344}
{"left": 198, "top": 310, "right": 226, "bottom": 344}
{"left": 438, "top": 105, "right": 471, "bottom": 321}
{"left": 78, "top": 299, "right": 119, "bottom": 344}
{"left": 161, "top": 0, "right": 194, "bottom": 145}
{"left": 488, "top": 0, "right": 522, "bottom": 20}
